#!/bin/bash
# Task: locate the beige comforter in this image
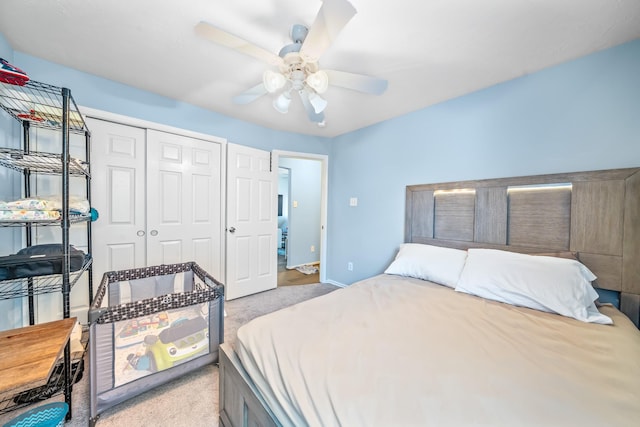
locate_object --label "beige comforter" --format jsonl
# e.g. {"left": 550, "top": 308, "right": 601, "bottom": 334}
{"left": 236, "top": 274, "right": 640, "bottom": 427}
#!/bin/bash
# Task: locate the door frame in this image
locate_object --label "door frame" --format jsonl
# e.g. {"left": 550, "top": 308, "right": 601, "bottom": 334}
{"left": 272, "top": 150, "right": 328, "bottom": 284}
{"left": 80, "top": 106, "right": 228, "bottom": 281}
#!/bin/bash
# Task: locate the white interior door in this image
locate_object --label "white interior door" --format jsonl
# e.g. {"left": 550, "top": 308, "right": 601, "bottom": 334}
{"left": 88, "top": 117, "right": 147, "bottom": 284}
{"left": 146, "top": 130, "right": 222, "bottom": 277}
{"left": 226, "top": 143, "right": 277, "bottom": 300}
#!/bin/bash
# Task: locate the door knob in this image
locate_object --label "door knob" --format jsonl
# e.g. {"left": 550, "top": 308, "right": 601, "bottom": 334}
{"left": 228, "top": 227, "right": 236, "bottom": 233}
{"left": 137, "top": 230, "right": 145, "bottom": 237}
{"left": 150, "top": 230, "right": 158, "bottom": 236}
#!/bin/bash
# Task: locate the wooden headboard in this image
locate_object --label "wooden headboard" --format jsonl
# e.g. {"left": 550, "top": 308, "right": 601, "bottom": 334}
{"left": 405, "top": 168, "right": 640, "bottom": 325}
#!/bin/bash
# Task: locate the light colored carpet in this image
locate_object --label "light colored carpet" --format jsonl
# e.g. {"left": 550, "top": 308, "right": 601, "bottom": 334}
{"left": 0, "top": 283, "right": 339, "bottom": 427}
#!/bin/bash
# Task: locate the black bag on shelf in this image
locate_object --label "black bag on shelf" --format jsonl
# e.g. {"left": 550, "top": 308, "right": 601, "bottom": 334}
{"left": 0, "top": 244, "right": 86, "bottom": 280}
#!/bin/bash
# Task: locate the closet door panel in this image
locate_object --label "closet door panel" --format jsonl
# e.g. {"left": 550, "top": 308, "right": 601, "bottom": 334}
{"left": 108, "top": 243, "right": 140, "bottom": 271}
{"left": 157, "top": 240, "right": 182, "bottom": 265}
{"left": 159, "top": 171, "right": 182, "bottom": 223}
{"left": 110, "top": 168, "right": 137, "bottom": 223}
{"left": 193, "top": 174, "right": 212, "bottom": 223}
{"left": 192, "top": 238, "right": 213, "bottom": 270}
{"left": 87, "top": 118, "right": 147, "bottom": 285}
{"left": 146, "top": 130, "right": 222, "bottom": 276}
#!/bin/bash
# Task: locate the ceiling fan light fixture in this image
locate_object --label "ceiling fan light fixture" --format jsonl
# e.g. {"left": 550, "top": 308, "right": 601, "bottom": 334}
{"left": 306, "top": 70, "right": 329, "bottom": 94}
{"left": 273, "top": 91, "right": 292, "bottom": 114}
{"left": 196, "top": 0, "right": 387, "bottom": 125}
{"left": 263, "top": 70, "right": 286, "bottom": 93}
{"left": 308, "top": 91, "right": 328, "bottom": 114}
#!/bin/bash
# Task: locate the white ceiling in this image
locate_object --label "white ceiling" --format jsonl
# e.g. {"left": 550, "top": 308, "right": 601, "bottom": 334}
{"left": 1, "top": 0, "right": 639, "bottom": 137}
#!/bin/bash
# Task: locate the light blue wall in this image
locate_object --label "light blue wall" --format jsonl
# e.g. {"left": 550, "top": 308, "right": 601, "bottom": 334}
{"left": 0, "top": 34, "right": 19, "bottom": 206}
{"left": 0, "top": 32, "right": 14, "bottom": 153}
{"left": 0, "top": 32, "right": 16, "bottom": 152}
{"left": 0, "top": 33, "right": 12, "bottom": 59}
{"left": 0, "top": 35, "right": 22, "bottom": 328}
{"left": 3, "top": 34, "right": 639, "bottom": 288}
{"left": 279, "top": 158, "right": 322, "bottom": 268}
{"left": 12, "top": 52, "right": 332, "bottom": 155}
{"left": 327, "top": 39, "right": 640, "bottom": 285}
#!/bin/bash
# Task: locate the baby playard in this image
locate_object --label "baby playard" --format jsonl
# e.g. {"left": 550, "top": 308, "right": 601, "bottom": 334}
{"left": 88, "top": 262, "right": 224, "bottom": 426}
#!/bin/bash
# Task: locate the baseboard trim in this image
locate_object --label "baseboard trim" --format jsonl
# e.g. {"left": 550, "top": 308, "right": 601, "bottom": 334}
{"left": 324, "top": 279, "right": 348, "bottom": 288}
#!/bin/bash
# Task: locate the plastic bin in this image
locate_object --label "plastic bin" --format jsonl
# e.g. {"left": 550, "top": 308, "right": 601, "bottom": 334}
{"left": 2, "top": 402, "right": 68, "bottom": 427}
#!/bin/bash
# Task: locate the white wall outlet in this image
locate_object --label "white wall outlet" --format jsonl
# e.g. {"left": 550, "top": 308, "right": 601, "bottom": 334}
{"left": 347, "top": 262, "right": 353, "bottom": 271}
{"left": 310, "top": 245, "right": 315, "bottom": 252}
{"left": 349, "top": 197, "right": 358, "bottom": 207}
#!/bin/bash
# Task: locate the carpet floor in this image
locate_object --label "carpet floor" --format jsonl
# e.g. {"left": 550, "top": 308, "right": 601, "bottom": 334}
{"left": 0, "top": 283, "right": 339, "bottom": 427}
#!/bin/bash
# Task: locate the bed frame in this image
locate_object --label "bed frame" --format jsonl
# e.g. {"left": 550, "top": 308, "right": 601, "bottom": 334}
{"left": 219, "top": 167, "right": 640, "bottom": 427}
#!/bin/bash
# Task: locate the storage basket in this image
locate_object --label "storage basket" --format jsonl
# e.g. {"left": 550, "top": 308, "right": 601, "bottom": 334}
{"left": 2, "top": 402, "right": 68, "bottom": 427}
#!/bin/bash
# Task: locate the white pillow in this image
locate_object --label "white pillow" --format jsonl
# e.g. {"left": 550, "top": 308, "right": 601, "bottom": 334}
{"left": 384, "top": 243, "right": 467, "bottom": 288}
{"left": 455, "top": 249, "right": 612, "bottom": 324}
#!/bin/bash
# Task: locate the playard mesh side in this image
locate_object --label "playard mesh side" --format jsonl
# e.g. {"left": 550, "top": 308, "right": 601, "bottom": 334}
{"left": 88, "top": 262, "right": 224, "bottom": 426}
{"left": 89, "top": 262, "right": 223, "bottom": 320}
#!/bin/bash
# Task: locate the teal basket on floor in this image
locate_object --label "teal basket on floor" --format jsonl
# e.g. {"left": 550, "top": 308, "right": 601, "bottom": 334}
{"left": 2, "top": 402, "right": 69, "bottom": 427}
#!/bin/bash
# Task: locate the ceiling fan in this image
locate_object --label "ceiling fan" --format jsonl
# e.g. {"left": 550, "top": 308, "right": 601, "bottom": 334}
{"left": 195, "top": 0, "right": 388, "bottom": 125}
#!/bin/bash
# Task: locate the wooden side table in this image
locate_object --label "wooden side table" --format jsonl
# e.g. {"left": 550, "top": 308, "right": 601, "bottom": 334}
{"left": 0, "top": 317, "right": 77, "bottom": 400}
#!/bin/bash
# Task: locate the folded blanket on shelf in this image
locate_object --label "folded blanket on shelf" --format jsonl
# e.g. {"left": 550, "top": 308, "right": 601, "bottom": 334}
{"left": 0, "top": 210, "right": 60, "bottom": 221}
{"left": 0, "top": 196, "right": 90, "bottom": 214}
{"left": 0, "top": 198, "right": 50, "bottom": 211}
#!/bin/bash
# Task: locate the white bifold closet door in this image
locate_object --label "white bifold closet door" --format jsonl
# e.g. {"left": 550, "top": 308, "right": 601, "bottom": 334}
{"left": 145, "top": 129, "right": 222, "bottom": 272}
{"left": 88, "top": 118, "right": 223, "bottom": 288}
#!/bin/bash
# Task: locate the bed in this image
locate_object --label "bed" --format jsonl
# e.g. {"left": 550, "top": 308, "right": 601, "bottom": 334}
{"left": 219, "top": 167, "right": 640, "bottom": 427}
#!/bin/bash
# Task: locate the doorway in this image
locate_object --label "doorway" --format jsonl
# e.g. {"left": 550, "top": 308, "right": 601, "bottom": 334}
{"left": 273, "top": 151, "right": 328, "bottom": 286}
{"left": 277, "top": 166, "right": 316, "bottom": 286}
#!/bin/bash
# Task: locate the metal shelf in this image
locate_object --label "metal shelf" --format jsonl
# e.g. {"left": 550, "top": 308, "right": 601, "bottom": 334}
{"left": 0, "top": 147, "right": 89, "bottom": 176}
{"left": 0, "top": 326, "right": 88, "bottom": 415}
{"left": 0, "top": 80, "right": 88, "bottom": 134}
{"left": 0, "top": 78, "right": 92, "bottom": 421}
{"left": 0, "top": 213, "right": 91, "bottom": 227}
{"left": 0, "top": 256, "right": 92, "bottom": 300}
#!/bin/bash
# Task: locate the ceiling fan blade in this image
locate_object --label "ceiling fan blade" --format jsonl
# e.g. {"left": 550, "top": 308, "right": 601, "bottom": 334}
{"left": 232, "top": 83, "right": 268, "bottom": 105}
{"left": 299, "top": 89, "right": 326, "bottom": 123}
{"left": 299, "top": 0, "right": 357, "bottom": 63}
{"left": 325, "top": 69, "right": 388, "bottom": 95}
{"left": 195, "top": 21, "right": 283, "bottom": 67}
